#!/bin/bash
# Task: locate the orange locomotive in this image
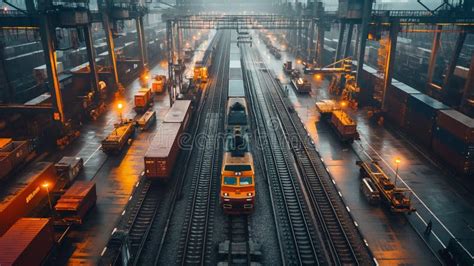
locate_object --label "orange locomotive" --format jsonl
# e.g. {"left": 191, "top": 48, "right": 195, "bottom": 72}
{"left": 220, "top": 72, "right": 255, "bottom": 214}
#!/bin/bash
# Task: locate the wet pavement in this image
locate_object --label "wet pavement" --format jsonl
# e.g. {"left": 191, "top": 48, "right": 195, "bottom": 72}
{"left": 254, "top": 35, "right": 442, "bottom": 265}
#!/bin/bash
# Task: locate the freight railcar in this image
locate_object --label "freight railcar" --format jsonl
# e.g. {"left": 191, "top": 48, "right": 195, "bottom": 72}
{"left": 144, "top": 100, "right": 192, "bottom": 180}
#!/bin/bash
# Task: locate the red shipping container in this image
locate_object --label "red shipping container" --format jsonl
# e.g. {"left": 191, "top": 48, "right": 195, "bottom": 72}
{"left": 144, "top": 123, "right": 181, "bottom": 180}
{"left": 0, "top": 162, "right": 57, "bottom": 236}
{"left": 0, "top": 218, "right": 55, "bottom": 266}
{"left": 55, "top": 181, "right": 97, "bottom": 224}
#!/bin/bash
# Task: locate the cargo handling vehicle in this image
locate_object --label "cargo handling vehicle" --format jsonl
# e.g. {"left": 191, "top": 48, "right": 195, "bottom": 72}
{"left": 329, "top": 109, "right": 359, "bottom": 143}
{"left": 291, "top": 77, "right": 312, "bottom": 94}
{"left": 193, "top": 60, "right": 209, "bottom": 83}
{"left": 357, "top": 160, "right": 416, "bottom": 214}
{"left": 101, "top": 120, "right": 136, "bottom": 154}
{"left": 134, "top": 87, "right": 153, "bottom": 113}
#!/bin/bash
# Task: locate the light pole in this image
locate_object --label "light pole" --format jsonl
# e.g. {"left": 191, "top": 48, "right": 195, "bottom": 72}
{"left": 42, "top": 182, "right": 53, "bottom": 218}
{"left": 117, "top": 102, "right": 123, "bottom": 124}
{"left": 394, "top": 158, "right": 401, "bottom": 187}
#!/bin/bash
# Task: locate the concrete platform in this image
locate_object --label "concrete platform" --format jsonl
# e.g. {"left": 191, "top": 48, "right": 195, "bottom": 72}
{"left": 254, "top": 37, "right": 442, "bottom": 265}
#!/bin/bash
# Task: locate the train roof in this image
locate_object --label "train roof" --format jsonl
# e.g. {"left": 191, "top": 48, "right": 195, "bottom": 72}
{"left": 223, "top": 152, "right": 254, "bottom": 171}
{"left": 228, "top": 97, "right": 247, "bottom": 108}
{"left": 229, "top": 67, "right": 243, "bottom": 80}
{"left": 230, "top": 52, "right": 241, "bottom": 60}
{"left": 230, "top": 60, "right": 241, "bottom": 68}
{"left": 228, "top": 80, "right": 245, "bottom": 97}
{"left": 164, "top": 100, "right": 191, "bottom": 123}
{"left": 145, "top": 123, "right": 182, "bottom": 158}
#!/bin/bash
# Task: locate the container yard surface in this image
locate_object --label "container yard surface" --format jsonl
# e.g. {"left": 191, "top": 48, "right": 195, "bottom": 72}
{"left": 257, "top": 39, "right": 441, "bottom": 265}
{"left": 54, "top": 35, "right": 215, "bottom": 263}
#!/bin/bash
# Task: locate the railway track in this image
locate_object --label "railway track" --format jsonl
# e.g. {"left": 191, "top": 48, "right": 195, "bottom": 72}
{"left": 243, "top": 47, "right": 323, "bottom": 265}
{"left": 247, "top": 46, "right": 372, "bottom": 265}
{"left": 121, "top": 179, "right": 161, "bottom": 264}
{"left": 224, "top": 215, "right": 252, "bottom": 265}
{"left": 176, "top": 30, "right": 230, "bottom": 265}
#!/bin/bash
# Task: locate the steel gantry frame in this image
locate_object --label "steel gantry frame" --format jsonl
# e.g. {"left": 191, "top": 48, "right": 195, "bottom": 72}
{"left": 0, "top": 0, "right": 149, "bottom": 123}
{"left": 338, "top": 0, "right": 474, "bottom": 110}
{"left": 166, "top": 14, "right": 312, "bottom": 104}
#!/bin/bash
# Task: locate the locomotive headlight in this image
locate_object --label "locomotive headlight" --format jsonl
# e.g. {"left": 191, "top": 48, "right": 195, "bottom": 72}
{"left": 247, "top": 192, "right": 253, "bottom": 196}
{"left": 223, "top": 192, "right": 229, "bottom": 197}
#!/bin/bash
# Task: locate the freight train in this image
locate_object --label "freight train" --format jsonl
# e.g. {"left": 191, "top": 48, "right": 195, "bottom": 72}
{"left": 220, "top": 46, "right": 255, "bottom": 214}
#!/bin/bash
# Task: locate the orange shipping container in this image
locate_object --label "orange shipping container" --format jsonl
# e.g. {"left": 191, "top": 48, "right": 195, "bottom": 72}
{"left": 0, "top": 162, "right": 57, "bottom": 235}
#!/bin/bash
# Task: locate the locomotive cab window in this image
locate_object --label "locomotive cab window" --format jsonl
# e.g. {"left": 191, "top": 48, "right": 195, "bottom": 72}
{"left": 240, "top": 177, "right": 253, "bottom": 185}
{"left": 224, "top": 165, "right": 252, "bottom": 171}
{"left": 224, "top": 176, "right": 238, "bottom": 185}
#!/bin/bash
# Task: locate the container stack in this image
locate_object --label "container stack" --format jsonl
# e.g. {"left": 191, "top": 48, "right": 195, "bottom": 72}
{"left": 385, "top": 80, "right": 421, "bottom": 129}
{"left": 405, "top": 94, "right": 450, "bottom": 148}
{"left": 433, "top": 110, "right": 474, "bottom": 175}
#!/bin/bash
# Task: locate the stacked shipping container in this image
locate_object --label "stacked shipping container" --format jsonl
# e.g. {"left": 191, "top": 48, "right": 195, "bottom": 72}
{"left": 405, "top": 94, "right": 450, "bottom": 148}
{"left": 433, "top": 110, "right": 474, "bottom": 175}
{"left": 385, "top": 80, "right": 421, "bottom": 129}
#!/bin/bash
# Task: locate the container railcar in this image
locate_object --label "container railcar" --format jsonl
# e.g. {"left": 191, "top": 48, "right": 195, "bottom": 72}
{"left": 144, "top": 123, "right": 182, "bottom": 180}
